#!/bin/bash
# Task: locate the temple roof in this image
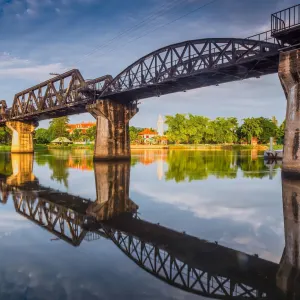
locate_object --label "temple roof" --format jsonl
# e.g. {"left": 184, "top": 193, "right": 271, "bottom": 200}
{"left": 138, "top": 128, "right": 158, "bottom": 135}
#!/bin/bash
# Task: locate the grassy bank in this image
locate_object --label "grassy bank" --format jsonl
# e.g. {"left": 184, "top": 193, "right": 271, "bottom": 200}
{"left": 46, "top": 144, "right": 94, "bottom": 150}
{"left": 0, "top": 143, "right": 282, "bottom": 152}
{"left": 165, "top": 144, "right": 269, "bottom": 150}
{"left": 0, "top": 145, "right": 11, "bottom": 151}
{"left": 131, "top": 145, "right": 169, "bottom": 149}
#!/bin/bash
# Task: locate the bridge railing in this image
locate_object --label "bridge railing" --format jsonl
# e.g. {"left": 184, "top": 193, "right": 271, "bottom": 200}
{"left": 271, "top": 4, "right": 300, "bottom": 33}
{"left": 246, "top": 30, "right": 280, "bottom": 45}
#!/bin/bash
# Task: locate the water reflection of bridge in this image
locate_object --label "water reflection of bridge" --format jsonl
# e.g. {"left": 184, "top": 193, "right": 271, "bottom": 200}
{"left": 0, "top": 154, "right": 298, "bottom": 299}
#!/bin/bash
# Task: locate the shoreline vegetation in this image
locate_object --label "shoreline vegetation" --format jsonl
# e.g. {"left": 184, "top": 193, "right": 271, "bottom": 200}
{"left": 0, "top": 115, "right": 285, "bottom": 152}
{"left": 0, "top": 143, "right": 283, "bottom": 152}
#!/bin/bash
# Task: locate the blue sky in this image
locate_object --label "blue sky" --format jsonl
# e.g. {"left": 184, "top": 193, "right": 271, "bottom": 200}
{"left": 0, "top": 0, "right": 298, "bottom": 128}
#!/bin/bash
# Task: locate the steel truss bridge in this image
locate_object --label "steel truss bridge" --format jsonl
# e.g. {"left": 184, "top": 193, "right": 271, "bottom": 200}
{"left": 2, "top": 3, "right": 300, "bottom": 124}
{"left": 0, "top": 178, "right": 286, "bottom": 300}
{"left": 0, "top": 37, "right": 281, "bottom": 123}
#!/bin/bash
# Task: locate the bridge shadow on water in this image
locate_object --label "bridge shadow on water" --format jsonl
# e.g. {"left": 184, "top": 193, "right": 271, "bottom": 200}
{"left": 0, "top": 153, "right": 299, "bottom": 299}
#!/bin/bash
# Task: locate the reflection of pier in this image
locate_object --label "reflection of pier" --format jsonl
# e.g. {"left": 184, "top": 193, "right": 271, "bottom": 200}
{"left": 0, "top": 155, "right": 299, "bottom": 299}
{"left": 264, "top": 159, "right": 282, "bottom": 180}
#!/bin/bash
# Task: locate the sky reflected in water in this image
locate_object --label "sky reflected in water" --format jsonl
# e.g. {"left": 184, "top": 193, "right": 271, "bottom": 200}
{"left": 0, "top": 149, "right": 288, "bottom": 299}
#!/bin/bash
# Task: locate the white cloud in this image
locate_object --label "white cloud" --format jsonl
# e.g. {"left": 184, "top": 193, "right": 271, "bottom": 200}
{"left": 0, "top": 63, "right": 63, "bottom": 80}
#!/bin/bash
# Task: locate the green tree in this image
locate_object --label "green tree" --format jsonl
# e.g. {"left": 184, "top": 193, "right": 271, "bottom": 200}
{"left": 257, "top": 117, "right": 278, "bottom": 144}
{"left": 276, "top": 120, "right": 285, "bottom": 145}
{"left": 86, "top": 125, "right": 96, "bottom": 141}
{"left": 239, "top": 118, "right": 263, "bottom": 144}
{"left": 48, "top": 117, "right": 69, "bottom": 140}
{"left": 71, "top": 129, "right": 82, "bottom": 142}
{"left": 0, "top": 127, "right": 11, "bottom": 144}
{"left": 34, "top": 128, "right": 50, "bottom": 144}
{"left": 187, "top": 114, "right": 209, "bottom": 144}
{"left": 165, "top": 114, "right": 191, "bottom": 144}
{"left": 129, "top": 126, "right": 140, "bottom": 143}
{"left": 206, "top": 117, "right": 238, "bottom": 144}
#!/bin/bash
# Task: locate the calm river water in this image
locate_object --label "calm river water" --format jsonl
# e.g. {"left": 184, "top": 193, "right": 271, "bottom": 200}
{"left": 0, "top": 149, "right": 295, "bottom": 299}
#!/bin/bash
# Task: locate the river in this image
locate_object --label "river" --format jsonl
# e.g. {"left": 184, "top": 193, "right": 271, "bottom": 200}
{"left": 0, "top": 149, "right": 294, "bottom": 299}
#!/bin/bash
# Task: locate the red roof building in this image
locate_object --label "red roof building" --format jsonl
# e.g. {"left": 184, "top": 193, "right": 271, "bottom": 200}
{"left": 138, "top": 129, "right": 158, "bottom": 139}
{"left": 67, "top": 122, "right": 96, "bottom": 134}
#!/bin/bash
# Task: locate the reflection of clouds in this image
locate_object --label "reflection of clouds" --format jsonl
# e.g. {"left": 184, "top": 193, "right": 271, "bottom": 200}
{"left": 0, "top": 212, "right": 31, "bottom": 236}
{"left": 132, "top": 182, "right": 281, "bottom": 230}
{"left": 131, "top": 179, "right": 284, "bottom": 262}
{"left": 0, "top": 254, "right": 195, "bottom": 300}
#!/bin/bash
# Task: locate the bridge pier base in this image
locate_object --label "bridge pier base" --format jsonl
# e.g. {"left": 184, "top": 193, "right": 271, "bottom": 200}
{"left": 87, "top": 99, "right": 138, "bottom": 161}
{"left": 6, "top": 121, "right": 36, "bottom": 153}
{"left": 279, "top": 49, "right": 300, "bottom": 176}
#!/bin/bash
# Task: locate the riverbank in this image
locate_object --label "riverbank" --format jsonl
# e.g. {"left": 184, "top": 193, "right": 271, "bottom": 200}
{"left": 0, "top": 143, "right": 282, "bottom": 151}
{"left": 131, "top": 144, "right": 272, "bottom": 150}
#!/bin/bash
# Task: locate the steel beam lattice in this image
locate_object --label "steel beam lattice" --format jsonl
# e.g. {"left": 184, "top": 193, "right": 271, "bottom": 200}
{"left": 101, "top": 38, "right": 280, "bottom": 101}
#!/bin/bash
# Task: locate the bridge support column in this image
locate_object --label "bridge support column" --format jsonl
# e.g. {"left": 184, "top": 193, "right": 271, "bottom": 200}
{"left": 6, "top": 121, "right": 35, "bottom": 153}
{"left": 279, "top": 49, "right": 300, "bottom": 175}
{"left": 87, "top": 99, "right": 138, "bottom": 160}
{"left": 277, "top": 174, "right": 300, "bottom": 296}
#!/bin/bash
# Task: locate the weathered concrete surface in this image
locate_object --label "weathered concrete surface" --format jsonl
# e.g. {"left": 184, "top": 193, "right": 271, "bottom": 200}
{"left": 6, "top": 121, "right": 35, "bottom": 153}
{"left": 87, "top": 99, "right": 138, "bottom": 160}
{"left": 86, "top": 162, "right": 138, "bottom": 221}
{"left": 277, "top": 175, "right": 300, "bottom": 297}
{"left": 279, "top": 49, "right": 300, "bottom": 175}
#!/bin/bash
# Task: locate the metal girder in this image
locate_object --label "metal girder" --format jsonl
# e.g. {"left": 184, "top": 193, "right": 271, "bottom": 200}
{"left": 9, "top": 69, "right": 85, "bottom": 120}
{"left": 2, "top": 70, "right": 111, "bottom": 123}
{"left": 101, "top": 38, "right": 280, "bottom": 101}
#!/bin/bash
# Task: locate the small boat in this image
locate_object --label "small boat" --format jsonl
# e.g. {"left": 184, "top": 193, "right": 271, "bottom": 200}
{"left": 263, "top": 149, "right": 283, "bottom": 160}
{"left": 263, "top": 137, "right": 283, "bottom": 160}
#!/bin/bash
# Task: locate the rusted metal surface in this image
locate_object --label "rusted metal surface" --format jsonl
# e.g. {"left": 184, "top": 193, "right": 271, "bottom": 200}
{"left": 0, "top": 70, "right": 111, "bottom": 123}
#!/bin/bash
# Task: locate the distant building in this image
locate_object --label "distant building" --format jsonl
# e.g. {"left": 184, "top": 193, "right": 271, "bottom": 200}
{"left": 67, "top": 121, "right": 96, "bottom": 134}
{"left": 138, "top": 128, "right": 158, "bottom": 143}
{"left": 137, "top": 115, "right": 168, "bottom": 144}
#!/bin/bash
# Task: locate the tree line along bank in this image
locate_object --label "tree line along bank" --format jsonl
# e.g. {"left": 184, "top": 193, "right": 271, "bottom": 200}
{"left": 0, "top": 114, "right": 285, "bottom": 145}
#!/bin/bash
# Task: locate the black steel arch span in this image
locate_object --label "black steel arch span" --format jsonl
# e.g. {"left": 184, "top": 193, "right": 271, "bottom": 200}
{"left": 100, "top": 38, "right": 281, "bottom": 102}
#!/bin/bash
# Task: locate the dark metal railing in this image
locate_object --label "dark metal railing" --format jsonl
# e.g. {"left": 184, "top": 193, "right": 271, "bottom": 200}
{"left": 271, "top": 4, "right": 300, "bottom": 33}
{"left": 247, "top": 30, "right": 280, "bottom": 44}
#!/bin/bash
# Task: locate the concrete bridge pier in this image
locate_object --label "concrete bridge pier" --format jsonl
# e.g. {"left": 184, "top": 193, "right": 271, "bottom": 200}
{"left": 279, "top": 49, "right": 300, "bottom": 175}
{"left": 6, "top": 121, "right": 36, "bottom": 153}
{"left": 277, "top": 174, "right": 300, "bottom": 297}
{"left": 87, "top": 99, "right": 138, "bottom": 161}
